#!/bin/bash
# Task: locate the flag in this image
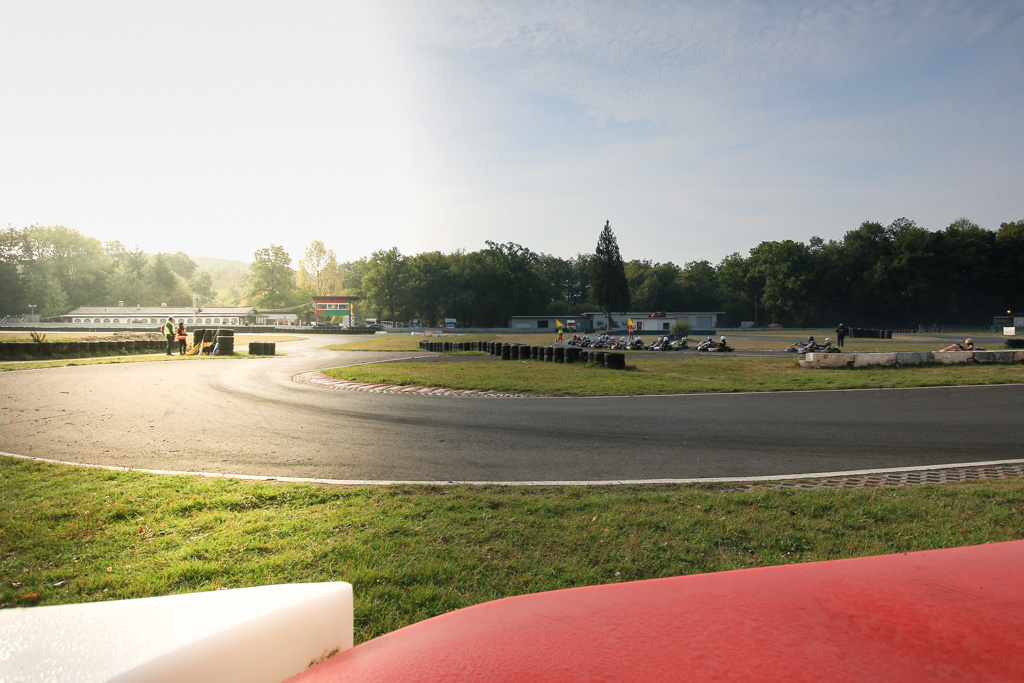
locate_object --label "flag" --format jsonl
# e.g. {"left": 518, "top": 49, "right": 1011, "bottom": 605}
{"left": 627, "top": 318, "right": 634, "bottom": 327}
{"left": 556, "top": 320, "right": 563, "bottom": 328}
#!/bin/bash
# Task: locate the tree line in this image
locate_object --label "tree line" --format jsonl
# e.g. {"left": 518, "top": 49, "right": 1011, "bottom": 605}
{"left": 3, "top": 217, "right": 1022, "bottom": 328}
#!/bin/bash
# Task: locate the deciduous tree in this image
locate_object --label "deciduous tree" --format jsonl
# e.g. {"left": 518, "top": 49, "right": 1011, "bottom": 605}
{"left": 246, "top": 244, "right": 299, "bottom": 309}
{"left": 363, "top": 248, "right": 410, "bottom": 322}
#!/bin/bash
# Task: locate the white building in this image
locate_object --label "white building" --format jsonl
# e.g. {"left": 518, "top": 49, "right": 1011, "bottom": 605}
{"left": 60, "top": 306, "right": 257, "bottom": 328}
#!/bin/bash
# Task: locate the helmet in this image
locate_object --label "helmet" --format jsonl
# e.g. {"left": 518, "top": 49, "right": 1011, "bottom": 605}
{"left": 966, "top": 338, "right": 973, "bottom": 344}
{"left": 720, "top": 336, "right": 726, "bottom": 340}
{"left": 809, "top": 336, "right": 814, "bottom": 341}
{"left": 825, "top": 338, "right": 830, "bottom": 341}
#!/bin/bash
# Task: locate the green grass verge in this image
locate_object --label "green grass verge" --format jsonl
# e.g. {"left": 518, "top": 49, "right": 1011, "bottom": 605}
{"left": 322, "top": 355, "right": 1024, "bottom": 396}
{"left": 3, "top": 458, "right": 1022, "bottom": 642}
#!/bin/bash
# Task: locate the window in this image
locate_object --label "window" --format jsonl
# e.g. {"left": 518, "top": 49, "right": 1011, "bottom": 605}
{"left": 74, "top": 318, "right": 81, "bottom": 323}
{"left": 538, "top": 320, "right": 549, "bottom": 328}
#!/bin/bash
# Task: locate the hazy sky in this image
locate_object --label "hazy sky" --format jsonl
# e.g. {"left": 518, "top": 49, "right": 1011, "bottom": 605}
{"left": 3, "top": 1, "right": 1022, "bottom": 266}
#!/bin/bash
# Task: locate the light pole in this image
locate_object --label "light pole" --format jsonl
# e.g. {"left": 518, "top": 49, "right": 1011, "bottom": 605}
{"left": 28, "top": 304, "right": 36, "bottom": 320}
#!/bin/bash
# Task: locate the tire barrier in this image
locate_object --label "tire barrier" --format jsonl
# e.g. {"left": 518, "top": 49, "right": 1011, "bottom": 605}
{"left": 0, "top": 338, "right": 169, "bottom": 360}
{"left": 247, "top": 341, "right": 275, "bottom": 356}
{"left": 850, "top": 328, "right": 894, "bottom": 339}
{"left": 412, "top": 339, "right": 629, "bottom": 369}
{"left": 216, "top": 332, "right": 235, "bottom": 355}
{"left": 604, "top": 352, "right": 626, "bottom": 369}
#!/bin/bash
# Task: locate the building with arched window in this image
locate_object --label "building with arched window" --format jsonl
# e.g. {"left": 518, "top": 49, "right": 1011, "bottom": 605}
{"left": 59, "top": 306, "right": 258, "bottom": 328}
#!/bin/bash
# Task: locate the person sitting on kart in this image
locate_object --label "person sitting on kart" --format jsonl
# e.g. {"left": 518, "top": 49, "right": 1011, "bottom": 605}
{"left": 797, "top": 336, "right": 819, "bottom": 353}
{"left": 938, "top": 338, "right": 975, "bottom": 352}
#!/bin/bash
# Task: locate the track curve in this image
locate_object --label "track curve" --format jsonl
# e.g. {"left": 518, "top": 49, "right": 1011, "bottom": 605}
{"left": 2, "top": 335, "right": 1023, "bottom": 483}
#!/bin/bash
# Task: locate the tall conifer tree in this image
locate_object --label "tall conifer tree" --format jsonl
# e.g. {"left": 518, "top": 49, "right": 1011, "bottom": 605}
{"left": 591, "top": 220, "right": 630, "bottom": 330}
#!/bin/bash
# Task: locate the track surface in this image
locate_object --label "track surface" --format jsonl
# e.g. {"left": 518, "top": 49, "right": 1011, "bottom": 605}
{"left": 2, "top": 335, "right": 1023, "bottom": 482}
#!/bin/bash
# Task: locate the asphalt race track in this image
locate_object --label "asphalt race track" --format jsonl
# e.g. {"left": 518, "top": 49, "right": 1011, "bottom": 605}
{"left": 2, "top": 335, "right": 1023, "bottom": 483}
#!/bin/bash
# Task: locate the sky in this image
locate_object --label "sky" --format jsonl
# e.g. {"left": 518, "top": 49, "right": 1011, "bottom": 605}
{"left": 2, "top": 1, "right": 1022, "bottom": 267}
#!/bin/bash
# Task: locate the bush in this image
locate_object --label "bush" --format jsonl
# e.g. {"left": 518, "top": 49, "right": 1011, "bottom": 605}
{"left": 671, "top": 320, "right": 693, "bottom": 337}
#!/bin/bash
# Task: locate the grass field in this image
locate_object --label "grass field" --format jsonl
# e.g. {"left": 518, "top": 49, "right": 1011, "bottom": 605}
{"left": 3, "top": 457, "right": 1022, "bottom": 642}
{"left": 322, "top": 331, "right": 1024, "bottom": 397}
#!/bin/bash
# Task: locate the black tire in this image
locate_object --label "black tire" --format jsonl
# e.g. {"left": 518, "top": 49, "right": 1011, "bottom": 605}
{"left": 605, "top": 352, "right": 626, "bottom": 369}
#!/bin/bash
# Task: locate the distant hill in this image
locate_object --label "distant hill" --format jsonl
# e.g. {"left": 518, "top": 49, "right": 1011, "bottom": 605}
{"left": 193, "top": 256, "right": 249, "bottom": 293}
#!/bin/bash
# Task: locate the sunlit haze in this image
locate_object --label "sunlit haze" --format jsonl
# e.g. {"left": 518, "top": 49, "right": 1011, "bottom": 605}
{"left": 2, "top": 1, "right": 1021, "bottom": 265}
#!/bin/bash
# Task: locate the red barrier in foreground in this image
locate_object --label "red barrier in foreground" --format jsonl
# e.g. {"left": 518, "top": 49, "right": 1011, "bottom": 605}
{"left": 289, "top": 541, "right": 1024, "bottom": 682}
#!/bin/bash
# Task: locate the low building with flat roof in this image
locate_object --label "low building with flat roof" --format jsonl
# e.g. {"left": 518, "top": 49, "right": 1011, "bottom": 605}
{"left": 60, "top": 305, "right": 257, "bottom": 328}
{"left": 509, "top": 311, "right": 725, "bottom": 334}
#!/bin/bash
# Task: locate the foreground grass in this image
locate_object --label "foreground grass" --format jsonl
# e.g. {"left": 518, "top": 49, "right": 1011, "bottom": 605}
{"left": 2, "top": 458, "right": 1022, "bottom": 642}
{"left": 323, "top": 355, "right": 1024, "bottom": 396}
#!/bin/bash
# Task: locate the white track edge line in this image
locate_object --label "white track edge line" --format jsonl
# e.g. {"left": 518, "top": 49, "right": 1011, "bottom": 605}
{"left": 3, "top": 451, "right": 1023, "bottom": 487}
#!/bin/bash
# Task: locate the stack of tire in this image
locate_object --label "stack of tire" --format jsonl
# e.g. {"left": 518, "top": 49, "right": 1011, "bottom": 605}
{"left": 216, "top": 329, "right": 235, "bottom": 355}
{"left": 249, "top": 341, "right": 276, "bottom": 356}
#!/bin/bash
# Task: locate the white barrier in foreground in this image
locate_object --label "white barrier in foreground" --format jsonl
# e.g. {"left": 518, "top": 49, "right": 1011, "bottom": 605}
{"left": 0, "top": 582, "right": 353, "bottom": 683}
{"left": 800, "top": 350, "right": 1024, "bottom": 368}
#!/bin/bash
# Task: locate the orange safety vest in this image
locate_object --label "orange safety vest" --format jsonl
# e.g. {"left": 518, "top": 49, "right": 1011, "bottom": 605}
{"left": 176, "top": 328, "right": 186, "bottom": 341}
